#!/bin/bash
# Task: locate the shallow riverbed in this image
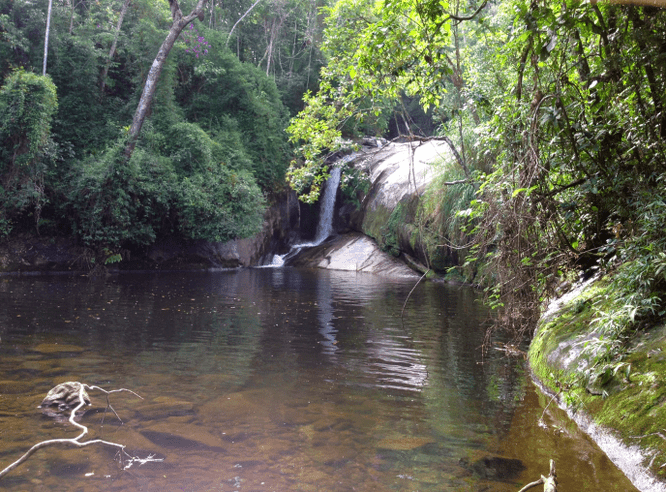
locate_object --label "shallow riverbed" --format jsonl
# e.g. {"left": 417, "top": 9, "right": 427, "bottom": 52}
{"left": 0, "top": 268, "right": 638, "bottom": 491}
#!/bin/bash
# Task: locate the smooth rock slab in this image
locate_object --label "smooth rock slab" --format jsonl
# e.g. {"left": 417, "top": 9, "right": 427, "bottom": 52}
{"left": 134, "top": 395, "right": 195, "bottom": 420}
{"left": 287, "top": 233, "right": 419, "bottom": 278}
{"left": 356, "top": 140, "right": 449, "bottom": 210}
{"left": 140, "top": 422, "right": 227, "bottom": 452}
{"left": 197, "top": 390, "right": 272, "bottom": 424}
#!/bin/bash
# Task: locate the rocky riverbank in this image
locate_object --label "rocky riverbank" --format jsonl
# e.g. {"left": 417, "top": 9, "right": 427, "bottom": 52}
{"left": 0, "top": 191, "right": 300, "bottom": 275}
{"left": 529, "top": 278, "right": 666, "bottom": 492}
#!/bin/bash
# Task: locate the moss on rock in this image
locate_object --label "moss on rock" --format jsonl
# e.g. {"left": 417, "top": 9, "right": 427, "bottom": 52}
{"left": 529, "top": 278, "right": 666, "bottom": 483}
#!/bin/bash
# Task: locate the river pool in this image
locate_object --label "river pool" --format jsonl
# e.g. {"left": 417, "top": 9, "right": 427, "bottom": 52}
{"left": 0, "top": 268, "right": 638, "bottom": 491}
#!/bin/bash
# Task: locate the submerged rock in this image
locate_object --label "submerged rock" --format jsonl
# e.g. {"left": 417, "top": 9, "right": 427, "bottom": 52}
{"left": 39, "top": 381, "right": 91, "bottom": 412}
{"left": 376, "top": 436, "right": 434, "bottom": 451}
{"left": 134, "top": 396, "right": 195, "bottom": 420}
{"left": 0, "top": 380, "right": 32, "bottom": 394}
{"left": 140, "top": 422, "right": 227, "bottom": 452}
{"left": 31, "top": 343, "right": 85, "bottom": 354}
{"left": 461, "top": 455, "right": 526, "bottom": 481}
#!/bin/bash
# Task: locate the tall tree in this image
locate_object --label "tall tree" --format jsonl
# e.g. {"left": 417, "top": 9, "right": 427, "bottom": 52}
{"left": 42, "top": 0, "right": 53, "bottom": 75}
{"left": 124, "top": 0, "right": 208, "bottom": 159}
{"left": 100, "top": 0, "right": 132, "bottom": 92}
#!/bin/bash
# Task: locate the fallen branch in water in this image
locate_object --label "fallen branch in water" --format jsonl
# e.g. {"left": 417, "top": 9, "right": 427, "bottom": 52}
{"left": 0, "top": 382, "right": 162, "bottom": 480}
{"left": 517, "top": 459, "right": 557, "bottom": 492}
{"left": 537, "top": 388, "right": 561, "bottom": 428}
{"left": 401, "top": 268, "right": 430, "bottom": 322}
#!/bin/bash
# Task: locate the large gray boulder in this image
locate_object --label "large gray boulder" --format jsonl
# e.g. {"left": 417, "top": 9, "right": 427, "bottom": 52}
{"left": 288, "top": 140, "right": 453, "bottom": 275}
{"left": 347, "top": 140, "right": 453, "bottom": 270}
{"left": 286, "top": 232, "right": 419, "bottom": 278}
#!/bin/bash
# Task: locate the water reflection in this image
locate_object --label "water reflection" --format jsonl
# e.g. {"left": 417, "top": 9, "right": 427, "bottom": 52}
{"left": 0, "top": 269, "right": 639, "bottom": 491}
{"left": 365, "top": 337, "right": 428, "bottom": 392}
{"left": 316, "top": 272, "right": 338, "bottom": 358}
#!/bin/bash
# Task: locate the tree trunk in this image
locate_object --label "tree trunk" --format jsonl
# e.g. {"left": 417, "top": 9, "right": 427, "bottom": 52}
{"left": 69, "top": 0, "right": 75, "bottom": 34}
{"left": 43, "top": 0, "right": 53, "bottom": 76}
{"left": 226, "top": 0, "right": 263, "bottom": 47}
{"left": 124, "top": 0, "right": 207, "bottom": 160}
{"left": 628, "top": 7, "right": 666, "bottom": 138}
{"left": 265, "top": 18, "right": 276, "bottom": 76}
{"left": 101, "top": 0, "right": 132, "bottom": 92}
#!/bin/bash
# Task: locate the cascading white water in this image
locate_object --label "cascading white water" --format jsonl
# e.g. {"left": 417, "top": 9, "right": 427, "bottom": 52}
{"left": 270, "top": 165, "right": 343, "bottom": 267}
{"left": 313, "top": 166, "right": 342, "bottom": 244}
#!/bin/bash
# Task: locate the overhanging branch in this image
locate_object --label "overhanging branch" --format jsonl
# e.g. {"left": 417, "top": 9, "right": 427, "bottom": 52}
{"left": 449, "top": 0, "right": 488, "bottom": 22}
{"left": 434, "top": 0, "right": 489, "bottom": 33}
{"left": 400, "top": 134, "right": 473, "bottom": 183}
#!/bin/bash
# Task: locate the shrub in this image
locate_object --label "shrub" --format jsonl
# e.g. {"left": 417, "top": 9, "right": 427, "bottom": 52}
{"left": 0, "top": 69, "right": 57, "bottom": 169}
{"left": 0, "top": 69, "right": 58, "bottom": 232}
{"left": 66, "top": 144, "right": 174, "bottom": 247}
{"left": 175, "top": 31, "right": 291, "bottom": 189}
{"left": 65, "top": 136, "right": 266, "bottom": 249}
{"left": 175, "top": 165, "right": 265, "bottom": 242}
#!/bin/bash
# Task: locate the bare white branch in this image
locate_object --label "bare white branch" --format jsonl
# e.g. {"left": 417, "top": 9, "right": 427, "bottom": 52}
{"left": 0, "top": 382, "right": 160, "bottom": 480}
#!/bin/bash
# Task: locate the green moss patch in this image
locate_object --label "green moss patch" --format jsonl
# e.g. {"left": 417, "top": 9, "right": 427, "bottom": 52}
{"left": 529, "top": 281, "right": 666, "bottom": 479}
{"left": 529, "top": 283, "right": 608, "bottom": 391}
{"left": 595, "top": 325, "right": 666, "bottom": 472}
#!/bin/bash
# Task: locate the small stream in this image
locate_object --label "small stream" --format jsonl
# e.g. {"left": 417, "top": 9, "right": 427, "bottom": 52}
{"left": 0, "top": 268, "right": 638, "bottom": 491}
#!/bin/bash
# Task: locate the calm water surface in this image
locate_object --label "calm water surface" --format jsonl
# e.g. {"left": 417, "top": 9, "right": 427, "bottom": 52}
{"left": 0, "top": 268, "right": 638, "bottom": 491}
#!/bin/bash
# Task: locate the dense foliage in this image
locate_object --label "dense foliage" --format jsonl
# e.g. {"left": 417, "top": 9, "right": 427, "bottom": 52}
{"left": 0, "top": 69, "right": 57, "bottom": 235}
{"left": 287, "top": 0, "right": 666, "bottom": 350}
{"left": 0, "top": 0, "right": 324, "bottom": 256}
{"left": 468, "top": 1, "right": 666, "bottom": 345}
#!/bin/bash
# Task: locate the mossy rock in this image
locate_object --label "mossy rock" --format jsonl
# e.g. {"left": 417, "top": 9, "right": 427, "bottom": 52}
{"left": 529, "top": 282, "right": 609, "bottom": 391}
{"left": 529, "top": 279, "right": 666, "bottom": 480}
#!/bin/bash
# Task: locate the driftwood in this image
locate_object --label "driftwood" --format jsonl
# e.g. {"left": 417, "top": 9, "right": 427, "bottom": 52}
{"left": 0, "top": 382, "right": 161, "bottom": 480}
{"left": 401, "top": 269, "right": 431, "bottom": 322}
{"left": 518, "top": 459, "right": 557, "bottom": 492}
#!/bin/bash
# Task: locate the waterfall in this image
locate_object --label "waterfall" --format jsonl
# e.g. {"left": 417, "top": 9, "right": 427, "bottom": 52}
{"left": 269, "top": 166, "right": 343, "bottom": 267}
{"left": 313, "top": 166, "right": 342, "bottom": 245}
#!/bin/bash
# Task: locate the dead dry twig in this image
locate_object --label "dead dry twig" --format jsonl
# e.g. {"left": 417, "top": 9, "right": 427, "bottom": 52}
{"left": 517, "top": 459, "right": 557, "bottom": 492}
{"left": 0, "top": 382, "right": 161, "bottom": 480}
